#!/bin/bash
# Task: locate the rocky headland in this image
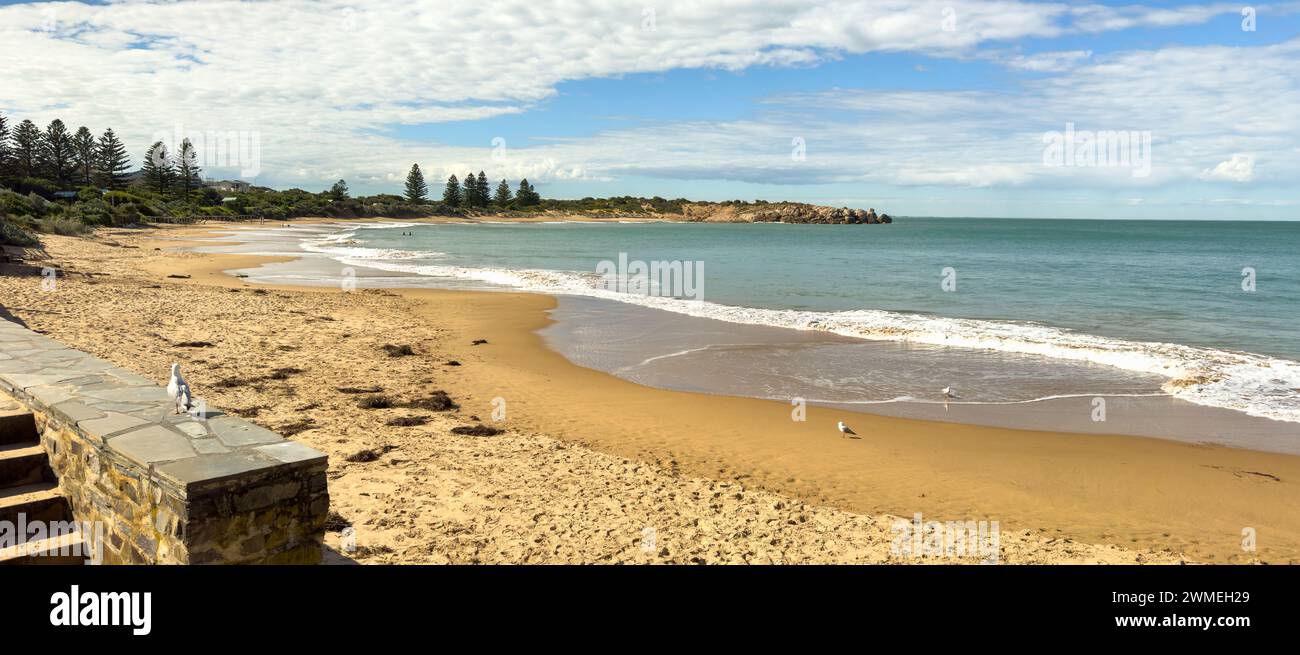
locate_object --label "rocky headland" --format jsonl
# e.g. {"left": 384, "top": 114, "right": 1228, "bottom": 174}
{"left": 681, "top": 202, "right": 892, "bottom": 224}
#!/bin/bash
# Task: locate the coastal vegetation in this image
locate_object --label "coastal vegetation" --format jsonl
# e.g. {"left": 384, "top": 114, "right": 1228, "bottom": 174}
{"left": 0, "top": 109, "right": 887, "bottom": 245}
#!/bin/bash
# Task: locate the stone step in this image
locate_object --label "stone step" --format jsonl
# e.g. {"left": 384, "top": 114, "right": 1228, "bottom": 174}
{"left": 0, "top": 443, "right": 52, "bottom": 489}
{"left": 0, "top": 408, "right": 39, "bottom": 445}
{"left": 0, "top": 531, "right": 87, "bottom": 565}
{"left": 0, "top": 482, "right": 70, "bottom": 526}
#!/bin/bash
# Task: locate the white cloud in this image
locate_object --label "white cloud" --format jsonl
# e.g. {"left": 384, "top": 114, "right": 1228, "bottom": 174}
{"left": 0, "top": 0, "right": 1286, "bottom": 195}
{"left": 1200, "top": 154, "right": 1256, "bottom": 182}
{"left": 1066, "top": 2, "right": 1241, "bottom": 32}
{"left": 544, "top": 38, "right": 1299, "bottom": 190}
{"left": 1005, "top": 49, "right": 1093, "bottom": 72}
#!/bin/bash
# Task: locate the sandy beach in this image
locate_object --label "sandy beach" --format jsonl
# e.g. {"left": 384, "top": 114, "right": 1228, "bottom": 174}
{"left": 4, "top": 221, "right": 1300, "bottom": 564}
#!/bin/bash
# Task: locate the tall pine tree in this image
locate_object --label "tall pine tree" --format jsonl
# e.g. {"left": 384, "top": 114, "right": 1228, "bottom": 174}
{"left": 442, "top": 174, "right": 462, "bottom": 207}
{"left": 516, "top": 178, "right": 540, "bottom": 206}
{"left": 463, "top": 172, "right": 478, "bottom": 208}
{"left": 42, "top": 119, "right": 75, "bottom": 185}
{"left": 476, "top": 171, "right": 489, "bottom": 207}
{"left": 72, "top": 126, "right": 96, "bottom": 186}
{"left": 12, "top": 119, "right": 43, "bottom": 179}
{"left": 175, "top": 138, "right": 202, "bottom": 197}
{"left": 404, "top": 163, "right": 428, "bottom": 203}
{"left": 493, "top": 178, "right": 513, "bottom": 207}
{"left": 141, "top": 141, "right": 174, "bottom": 195}
{"left": 0, "top": 112, "right": 10, "bottom": 182}
{"left": 95, "top": 128, "right": 131, "bottom": 190}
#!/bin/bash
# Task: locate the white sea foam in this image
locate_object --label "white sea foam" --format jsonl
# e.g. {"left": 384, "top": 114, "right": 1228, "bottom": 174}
{"left": 305, "top": 228, "right": 1300, "bottom": 424}
{"left": 300, "top": 226, "right": 444, "bottom": 261}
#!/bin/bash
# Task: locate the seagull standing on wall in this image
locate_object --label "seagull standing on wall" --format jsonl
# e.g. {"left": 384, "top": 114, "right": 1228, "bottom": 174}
{"left": 174, "top": 382, "right": 193, "bottom": 415}
{"left": 167, "top": 363, "right": 192, "bottom": 414}
{"left": 837, "top": 421, "right": 857, "bottom": 438}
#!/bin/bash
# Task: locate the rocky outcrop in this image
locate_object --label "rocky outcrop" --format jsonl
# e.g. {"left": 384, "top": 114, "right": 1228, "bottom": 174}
{"left": 680, "top": 202, "right": 892, "bottom": 224}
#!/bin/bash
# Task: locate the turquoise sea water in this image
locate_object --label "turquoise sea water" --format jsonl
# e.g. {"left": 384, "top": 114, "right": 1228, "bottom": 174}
{"left": 237, "top": 217, "right": 1300, "bottom": 424}
{"left": 355, "top": 218, "right": 1300, "bottom": 360}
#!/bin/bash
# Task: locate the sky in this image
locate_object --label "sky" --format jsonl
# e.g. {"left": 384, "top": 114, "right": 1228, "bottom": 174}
{"left": 1, "top": 0, "right": 1298, "bottom": 219}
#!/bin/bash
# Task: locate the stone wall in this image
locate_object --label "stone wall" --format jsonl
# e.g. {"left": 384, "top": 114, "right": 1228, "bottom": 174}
{"left": 0, "top": 318, "right": 328, "bottom": 564}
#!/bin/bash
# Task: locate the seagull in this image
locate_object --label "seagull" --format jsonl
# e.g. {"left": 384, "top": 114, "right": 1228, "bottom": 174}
{"left": 167, "top": 363, "right": 192, "bottom": 413}
{"left": 837, "top": 421, "right": 857, "bottom": 438}
{"left": 174, "top": 381, "right": 193, "bottom": 415}
{"left": 942, "top": 386, "right": 958, "bottom": 400}
{"left": 166, "top": 363, "right": 185, "bottom": 399}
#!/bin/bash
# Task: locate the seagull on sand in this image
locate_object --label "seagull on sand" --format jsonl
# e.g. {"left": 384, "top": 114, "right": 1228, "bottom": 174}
{"left": 167, "top": 363, "right": 193, "bottom": 414}
{"left": 837, "top": 421, "right": 857, "bottom": 438}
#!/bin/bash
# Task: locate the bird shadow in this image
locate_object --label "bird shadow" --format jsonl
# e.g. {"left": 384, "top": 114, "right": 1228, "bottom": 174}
{"left": 321, "top": 544, "right": 361, "bottom": 566}
{"left": 0, "top": 304, "right": 28, "bottom": 328}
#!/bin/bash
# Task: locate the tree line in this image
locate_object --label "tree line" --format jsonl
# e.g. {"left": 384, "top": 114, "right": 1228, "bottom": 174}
{"left": 0, "top": 112, "right": 132, "bottom": 191}
{"left": 0, "top": 110, "right": 212, "bottom": 200}
{"left": 1, "top": 108, "right": 555, "bottom": 218}
{"left": 401, "top": 164, "right": 541, "bottom": 209}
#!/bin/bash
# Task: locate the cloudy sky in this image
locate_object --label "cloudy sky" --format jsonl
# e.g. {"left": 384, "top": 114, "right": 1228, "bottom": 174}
{"left": 2, "top": 0, "right": 1298, "bottom": 218}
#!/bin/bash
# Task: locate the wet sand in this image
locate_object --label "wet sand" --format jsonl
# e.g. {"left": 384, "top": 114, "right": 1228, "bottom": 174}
{"left": 541, "top": 295, "right": 1300, "bottom": 454}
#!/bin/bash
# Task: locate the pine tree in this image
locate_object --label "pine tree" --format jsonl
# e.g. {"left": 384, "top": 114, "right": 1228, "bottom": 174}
{"left": 12, "top": 119, "right": 43, "bottom": 179}
{"left": 329, "top": 179, "right": 349, "bottom": 200}
{"left": 463, "top": 172, "right": 478, "bottom": 208}
{"left": 404, "top": 163, "right": 428, "bottom": 203}
{"left": 141, "top": 141, "right": 174, "bottom": 195}
{"left": 42, "top": 119, "right": 75, "bottom": 185}
{"left": 72, "top": 126, "right": 96, "bottom": 186}
{"left": 175, "top": 138, "right": 202, "bottom": 197}
{"left": 0, "top": 112, "right": 10, "bottom": 182}
{"left": 442, "top": 174, "right": 462, "bottom": 207}
{"left": 476, "top": 171, "right": 489, "bottom": 207}
{"left": 493, "top": 178, "right": 513, "bottom": 207}
{"left": 516, "top": 178, "right": 540, "bottom": 206}
{"left": 95, "top": 128, "right": 131, "bottom": 190}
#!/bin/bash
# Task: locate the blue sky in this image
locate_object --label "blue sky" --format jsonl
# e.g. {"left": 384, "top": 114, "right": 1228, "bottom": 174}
{"left": 3, "top": 0, "right": 1299, "bottom": 218}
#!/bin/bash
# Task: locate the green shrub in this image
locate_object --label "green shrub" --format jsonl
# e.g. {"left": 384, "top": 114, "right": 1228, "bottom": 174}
{"left": 103, "top": 190, "right": 143, "bottom": 204}
{"left": 8, "top": 177, "right": 61, "bottom": 198}
{"left": 134, "top": 201, "right": 164, "bottom": 218}
{"left": 36, "top": 215, "right": 91, "bottom": 236}
{"left": 64, "top": 200, "right": 114, "bottom": 226}
{"left": 0, "top": 216, "right": 39, "bottom": 246}
{"left": 111, "top": 203, "right": 145, "bottom": 225}
{"left": 0, "top": 190, "right": 37, "bottom": 217}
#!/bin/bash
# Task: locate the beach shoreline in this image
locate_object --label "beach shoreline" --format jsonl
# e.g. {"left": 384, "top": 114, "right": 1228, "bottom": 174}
{"left": 5, "top": 221, "right": 1300, "bottom": 563}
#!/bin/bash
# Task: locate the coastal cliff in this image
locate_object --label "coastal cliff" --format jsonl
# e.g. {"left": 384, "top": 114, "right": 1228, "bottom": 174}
{"left": 680, "top": 202, "right": 892, "bottom": 224}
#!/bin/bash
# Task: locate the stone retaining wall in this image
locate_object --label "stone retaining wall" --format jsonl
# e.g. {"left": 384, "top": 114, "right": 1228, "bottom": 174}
{"left": 0, "top": 318, "right": 328, "bottom": 564}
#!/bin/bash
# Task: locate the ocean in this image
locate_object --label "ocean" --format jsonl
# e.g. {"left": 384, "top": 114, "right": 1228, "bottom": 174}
{"left": 205, "top": 217, "right": 1300, "bottom": 435}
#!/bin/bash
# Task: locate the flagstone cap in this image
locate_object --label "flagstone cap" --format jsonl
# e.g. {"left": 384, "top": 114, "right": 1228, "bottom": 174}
{"left": 0, "top": 318, "right": 326, "bottom": 497}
